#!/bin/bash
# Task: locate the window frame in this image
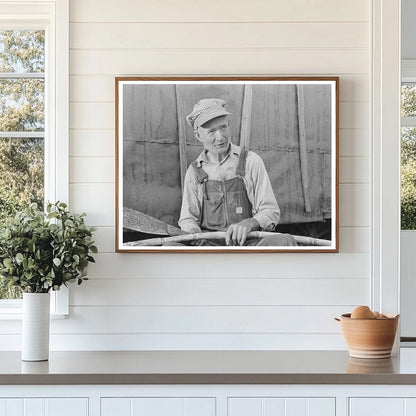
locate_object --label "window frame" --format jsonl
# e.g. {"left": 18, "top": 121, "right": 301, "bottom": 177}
{"left": 0, "top": 0, "right": 69, "bottom": 316}
{"left": 400, "top": 71, "right": 416, "bottom": 239}
{"left": 371, "top": 0, "right": 401, "bottom": 322}
{"left": 400, "top": 60, "right": 416, "bottom": 340}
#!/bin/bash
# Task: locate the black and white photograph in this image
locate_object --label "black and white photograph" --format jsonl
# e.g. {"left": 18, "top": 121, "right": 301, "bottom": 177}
{"left": 116, "top": 77, "right": 338, "bottom": 252}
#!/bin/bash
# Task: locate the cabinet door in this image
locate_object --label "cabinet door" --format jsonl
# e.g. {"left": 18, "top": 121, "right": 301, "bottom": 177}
{"left": 350, "top": 398, "right": 404, "bottom": 416}
{"left": 101, "top": 398, "right": 215, "bottom": 416}
{"left": 0, "top": 398, "right": 88, "bottom": 416}
{"left": 228, "top": 398, "right": 335, "bottom": 416}
{"left": 350, "top": 398, "right": 416, "bottom": 416}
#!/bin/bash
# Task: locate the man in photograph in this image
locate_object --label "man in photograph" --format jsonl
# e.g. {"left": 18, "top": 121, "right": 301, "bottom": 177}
{"left": 178, "top": 98, "right": 296, "bottom": 247}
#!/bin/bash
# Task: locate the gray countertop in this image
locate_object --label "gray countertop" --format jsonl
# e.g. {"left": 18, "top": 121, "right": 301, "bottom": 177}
{"left": 2, "top": 349, "right": 416, "bottom": 385}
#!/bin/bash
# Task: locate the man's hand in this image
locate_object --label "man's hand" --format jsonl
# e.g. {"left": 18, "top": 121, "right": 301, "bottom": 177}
{"left": 185, "top": 225, "right": 202, "bottom": 234}
{"left": 225, "top": 218, "right": 260, "bottom": 246}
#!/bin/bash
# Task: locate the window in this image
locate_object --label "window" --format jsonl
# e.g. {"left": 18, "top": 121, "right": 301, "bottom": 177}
{"left": 401, "top": 67, "right": 416, "bottom": 230}
{"left": 0, "top": 29, "right": 45, "bottom": 300}
{"left": 0, "top": 0, "right": 69, "bottom": 315}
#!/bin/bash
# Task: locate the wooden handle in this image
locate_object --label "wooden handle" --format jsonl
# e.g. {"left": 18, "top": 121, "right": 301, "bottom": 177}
{"left": 125, "top": 231, "right": 332, "bottom": 247}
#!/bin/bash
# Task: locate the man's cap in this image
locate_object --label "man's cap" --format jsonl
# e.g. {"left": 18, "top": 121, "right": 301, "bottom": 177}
{"left": 186, "top": 98, "right": 231, "bottom": 130}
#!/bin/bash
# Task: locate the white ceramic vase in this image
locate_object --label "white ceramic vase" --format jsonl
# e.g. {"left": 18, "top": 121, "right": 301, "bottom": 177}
{"left": 22, "top": 292, "right": 50, "bottom": 361}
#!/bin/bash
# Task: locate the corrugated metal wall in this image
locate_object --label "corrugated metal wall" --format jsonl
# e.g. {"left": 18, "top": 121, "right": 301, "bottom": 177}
{"left": 123, "top": 83, "right": 331, "bottom": 227}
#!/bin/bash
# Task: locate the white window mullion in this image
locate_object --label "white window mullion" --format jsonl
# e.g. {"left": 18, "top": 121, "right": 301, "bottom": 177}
{"left": 401, "top": 117, "right": 416, "bottom": 127}
{"left": 0, "top": 132, "right": 45, "bottom": 138}
{"left": 0, "top": 73, "right": 44, "bottom": 79}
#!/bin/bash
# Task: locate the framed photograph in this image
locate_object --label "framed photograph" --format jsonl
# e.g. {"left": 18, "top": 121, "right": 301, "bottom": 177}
{"left": 115, "top": 77, "right": 339, "bottom": 252}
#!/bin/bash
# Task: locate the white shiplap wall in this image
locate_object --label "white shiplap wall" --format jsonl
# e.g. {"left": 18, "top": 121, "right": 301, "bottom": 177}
{"left": 54, "top": 0, "right": 371, "bottom": 350}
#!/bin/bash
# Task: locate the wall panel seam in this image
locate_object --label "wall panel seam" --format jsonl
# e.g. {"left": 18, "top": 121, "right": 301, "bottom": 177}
{"left": 69, "top": 47, "right": 369, "bottom": 52}
{"left": 69, "top": 20, "right": 371, "bottom": 24}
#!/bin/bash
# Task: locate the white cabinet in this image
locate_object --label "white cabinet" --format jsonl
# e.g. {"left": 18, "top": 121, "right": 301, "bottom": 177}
{"left": 349, "top": 398, "right": 416, "bottom": 416}
{"left": 0, "top": 398, "right": 88, "bottom": 416}
{"left": 4, "top": 385, "right": 416, "bottom": 416}
{"left": 101, "top": 398, "right": 215, "bottom": 416}
{"left": 228, "top": 397, "right": 335, "bottom": 416}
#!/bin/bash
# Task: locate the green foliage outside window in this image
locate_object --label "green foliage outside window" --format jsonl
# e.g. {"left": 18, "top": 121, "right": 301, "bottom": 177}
{"left": 0, "top": 138, "right": 44, "bottom": 224}
{"left": 401, "top": 84, "right": 416, "bottom": 230}
{"left": 402, "top": 156, "right": 416, "bottom": 229}
{"left": 402, "top": 84, "right": 416, "bottom": 118}
{"left": 0, "top": 30, "right": 45, "bottom": 299}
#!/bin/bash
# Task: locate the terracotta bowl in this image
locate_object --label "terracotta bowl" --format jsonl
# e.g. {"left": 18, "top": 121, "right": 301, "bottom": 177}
{"left": 337, "top": 313, "right": 399, "bottom": 359}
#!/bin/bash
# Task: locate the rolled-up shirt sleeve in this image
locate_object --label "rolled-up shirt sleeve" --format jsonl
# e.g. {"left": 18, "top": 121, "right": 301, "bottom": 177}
{"left": 178, "top": 167, "right": 202, "bottom": 233}
{"left": 246, "top": 152, "right": 280, "bottom": 231}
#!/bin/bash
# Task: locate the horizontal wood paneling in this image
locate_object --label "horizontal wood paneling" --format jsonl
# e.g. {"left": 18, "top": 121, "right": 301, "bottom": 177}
{"left": 339, "top": 183, "right": 369, "bottom": 227}
{"left": 71, "top": 278, "right": 368, "bottom": 306}
{"left": 0, "top": 333, "right": 347, "bottom": 350}
{"left": 70, "top": 76, "right": 115, "bottom": 102}
{"left": 0, "top": 306, "right": 354, "bottom": 335}
{"left": 339, "top": 227, "right": 369, "bottom": 253}
{"left": 54, "top": 305, "right": 353, "bottom": 334}
{"left": 70, "top": 103, "right": 114, "bottom": 129}
{"left": 69, "top": 130, "right": 114, "bottom": 157}
{"left": 339, "top": 157, "right": 369, "bottom": 183}
{"left": 69, "top": 183, "right": 114, "bottom": 226}
{"left": 86, "top": 253, "right": 369, "bottom": 279}
{"left": 70, "top": 49, "right": 368, "bottom": 75}
{"left": 339, "top": 76, "right": 369, "bottom": 102}
{"left": 339, "top": 129, "right": 369, "bottom": 157}
{"left": 69, "top": 75, "right": 369, "bottom": 103}
{"left": 70, "top": 0, "right": 369, "bottom": 23}
{"left": 91, "top": 227, "right": 115, "bottom": 253}
{"left": 70, "top": 22, "right": 368, "bottom": 49}
{"left": 70, "top": 157, "right": 115, "bottom": 183}
{"left": 339, "top": 102, "right": 369, "bottom": 129}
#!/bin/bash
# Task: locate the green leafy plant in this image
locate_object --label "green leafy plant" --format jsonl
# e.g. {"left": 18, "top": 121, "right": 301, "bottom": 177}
{"left": 0, "top": 202, "right": 97, "bottom": 293}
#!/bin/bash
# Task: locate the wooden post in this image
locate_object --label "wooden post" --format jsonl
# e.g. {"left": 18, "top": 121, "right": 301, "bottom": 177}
{"left": 175, "top": 85, "right": 188, "bottom": 192}
{"left": 239, "top": 84, "right": 253, "bottom": 148}
{"left": 296, "top": 85, "right": 312, "bottom": 213}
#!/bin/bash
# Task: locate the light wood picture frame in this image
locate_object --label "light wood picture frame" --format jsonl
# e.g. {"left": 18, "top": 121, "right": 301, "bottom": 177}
{"left": 115, "top": 77, "right": 339, "bottom": 253}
